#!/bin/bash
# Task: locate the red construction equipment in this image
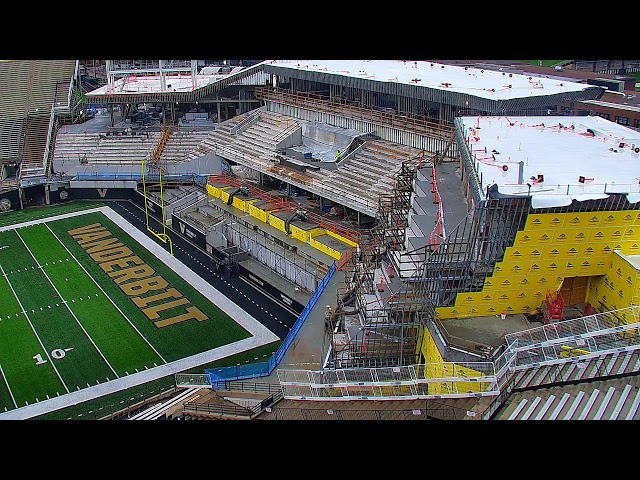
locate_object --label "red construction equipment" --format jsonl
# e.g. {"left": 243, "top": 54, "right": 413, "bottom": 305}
{"left": 543, "top": 290, "right": 565, "bottom": 324}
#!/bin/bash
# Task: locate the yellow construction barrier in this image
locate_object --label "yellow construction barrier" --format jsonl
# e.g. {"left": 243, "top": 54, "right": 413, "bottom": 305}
{"left": 559, "top": 345, "right": 590, "bottom": 358}
{"left": 289, "top": 223, "right": 311, "bottom": 243}
{"left": 248, "top": 204, "right": 268, "bottom": 223}
{"left": 309, "top": 237, "right": 342, "bottom": 260}
{"left": 267, "top": 214, "right": 286, "bottom": 233}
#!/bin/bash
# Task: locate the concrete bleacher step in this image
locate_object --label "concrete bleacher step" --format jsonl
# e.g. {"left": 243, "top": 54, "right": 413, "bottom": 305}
{"left": 412, "top": 196, "right": 439, "bottom": 217}
{"left": 506, "top": 385, "right": 597, "bottom": 420}
{"left": 414, "top": 180, "right": 433, "bottom": 198}
{"left": 408, "top": 214, "right": 436, "bottom": 238}
{"left": 356, "top": 153, "right": 397, "bottom": 174}
{"left": 340, "top": 165, "right": 381, "bottom": 183}
{"left": 513, "top": 350, "right": 640, "bottom": 391}
{"left": 332, "top": 172, "right": 377, "bottom": 191}
{"left": 406, "top": 236, "right": 429, "bottom": 253}
{"left": 416, "top": 168, "right": 431, "bottom": 182}
{"left": 53, "top": 129, "right": 219, "bottom": 168}
{"left": 324, "top": 180, "right": 377, "bottom": 205}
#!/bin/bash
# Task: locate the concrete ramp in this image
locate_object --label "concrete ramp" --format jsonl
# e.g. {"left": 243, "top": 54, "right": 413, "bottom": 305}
{"left": 289, "top": 123, "right": 372, "bottom": 163}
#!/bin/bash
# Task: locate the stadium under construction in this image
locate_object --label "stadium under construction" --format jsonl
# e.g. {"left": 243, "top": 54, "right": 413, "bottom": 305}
{"left": 2, "top": 59, "right": 640, "bottom": 420}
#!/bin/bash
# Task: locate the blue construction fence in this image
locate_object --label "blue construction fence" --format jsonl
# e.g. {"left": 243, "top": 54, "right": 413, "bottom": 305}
{"left": 205, "top": 261, "right": 337, "bottom": 389}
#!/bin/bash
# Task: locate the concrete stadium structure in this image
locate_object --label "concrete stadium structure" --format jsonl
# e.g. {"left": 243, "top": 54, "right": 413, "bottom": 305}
{"left": 2, "top": 59, "right": 640, "bottom": 421}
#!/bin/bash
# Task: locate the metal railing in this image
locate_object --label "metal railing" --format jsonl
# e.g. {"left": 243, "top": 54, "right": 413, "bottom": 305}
{"left": 276, "top": 361, "right": 499, "bottom": 401}
{"left": 256, "top": 86, "right": 455, "bottom": 137}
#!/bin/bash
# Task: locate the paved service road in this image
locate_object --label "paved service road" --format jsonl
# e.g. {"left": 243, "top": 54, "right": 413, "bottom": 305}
{"left": 109, "top": 201, "right": 297, "bottom": 340}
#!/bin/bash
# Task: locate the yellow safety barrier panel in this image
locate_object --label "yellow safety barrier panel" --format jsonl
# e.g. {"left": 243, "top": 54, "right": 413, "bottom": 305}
{"left": 325, "top": 229, "right": 358, "bottom": 247}
{"left": 248, "top": 204, "right": 268, "bottom": 223}
{"left": 559, "top": 345, "right": 590, "bottom": 358}
{"left": 267, "top": 214, "right": 286, "bottom": 233}
{"left": 289, "top": 224, "right": 311, "bottom": 242}
{"left": 309, "top": 237, "right": 341, "bottom": 260}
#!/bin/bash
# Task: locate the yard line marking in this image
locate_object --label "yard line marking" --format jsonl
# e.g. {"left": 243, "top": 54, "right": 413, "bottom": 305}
{"left": 15, "top": 229, "right": 120, "bottom": 378}
{"left": 0, "top": 207, "right": 105, "bottom": 233}
{"left": 44, "top": 222, "right": 167, "bottom": 364}
{"left": 0, "top": 364, "right": 17, "bottom": 409}
{"left": 0, "top": 263, "right": 70, "bottom": 393}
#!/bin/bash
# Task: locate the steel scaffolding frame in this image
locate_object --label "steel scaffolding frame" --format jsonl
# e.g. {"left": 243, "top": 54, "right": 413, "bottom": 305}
{"left": 325, "top": 121, "right": 640, "bottom": 369}
{"left": 328, "top": 155, "right": 438, "bottom": 369}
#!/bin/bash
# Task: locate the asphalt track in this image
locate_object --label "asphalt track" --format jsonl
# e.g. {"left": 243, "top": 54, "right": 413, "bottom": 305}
{"left": 108, "top": 200, "right": 297, "bottom": 340}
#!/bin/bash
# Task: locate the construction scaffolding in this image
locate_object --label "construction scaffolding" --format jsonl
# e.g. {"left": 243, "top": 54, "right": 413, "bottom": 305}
{"left": 326, "top": 155, "right": 437, "bottom": 369}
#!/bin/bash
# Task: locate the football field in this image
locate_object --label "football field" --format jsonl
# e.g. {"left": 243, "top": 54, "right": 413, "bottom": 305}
{"left": 0, "top": 206, "right": 278, "bottom": 417}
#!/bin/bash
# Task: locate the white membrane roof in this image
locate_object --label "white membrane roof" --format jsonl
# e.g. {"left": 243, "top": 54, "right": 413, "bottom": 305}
{"left": 268, "top": 60, "right": 593, "bottom": 100}
{"left": 87, "top": 60, "right": 596, "bottom": 101}
{"left": 459, "top": 115, "right": 640, "bottom": 208}
{"left": 86, "top": 69, "right": 244, "bottom": 96}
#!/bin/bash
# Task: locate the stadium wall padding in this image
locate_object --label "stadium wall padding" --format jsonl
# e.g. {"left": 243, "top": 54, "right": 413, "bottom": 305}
{"left": 237, "top": 262, "right": 304, "bottom": 314}
{"left": 0, "top": 189, "right": 21, "bottom": 212}
{"left": 170, "top": 210, "right": 305, "bottom": 315}
{"left": 171, "top": 214, "right": 207, "bottom": 250}
{"left": 66, "top": 186, "right": 135, "bottom": 201}
{"left": 131, "top": 189, "right": 165, "bottom": 222}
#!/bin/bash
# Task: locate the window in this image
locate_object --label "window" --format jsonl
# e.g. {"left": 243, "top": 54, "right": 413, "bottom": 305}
{"left": 616, "top": 116, "right": 630, "bottom": 126}
{"left": 634, "top": 118, "right": 640, "bottom": 129}
{"left": 597, "top": 112, "right": 610, "bottom": 120}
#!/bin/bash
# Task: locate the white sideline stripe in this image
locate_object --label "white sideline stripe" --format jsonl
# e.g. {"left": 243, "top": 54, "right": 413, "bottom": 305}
{"left": 0, "top": 364, "right": 18, "bottom": 410}
{"left": 0, "top": 207, "right": 106, "bottom": 232}
{"left": 0, "top": 206, "right": 279, "bottom": 420}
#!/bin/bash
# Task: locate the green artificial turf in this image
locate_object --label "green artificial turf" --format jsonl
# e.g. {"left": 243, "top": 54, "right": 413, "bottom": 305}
{"left": 0, "top": 205, "right": 274, "bottom": 416}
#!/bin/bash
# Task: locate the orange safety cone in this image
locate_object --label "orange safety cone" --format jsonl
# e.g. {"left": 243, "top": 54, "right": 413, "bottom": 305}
{"left": 388, "top": 264, "right": 394, "bottom": 278}
{"left": 378, "top": 276, "right": 384, "bottom": 292}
